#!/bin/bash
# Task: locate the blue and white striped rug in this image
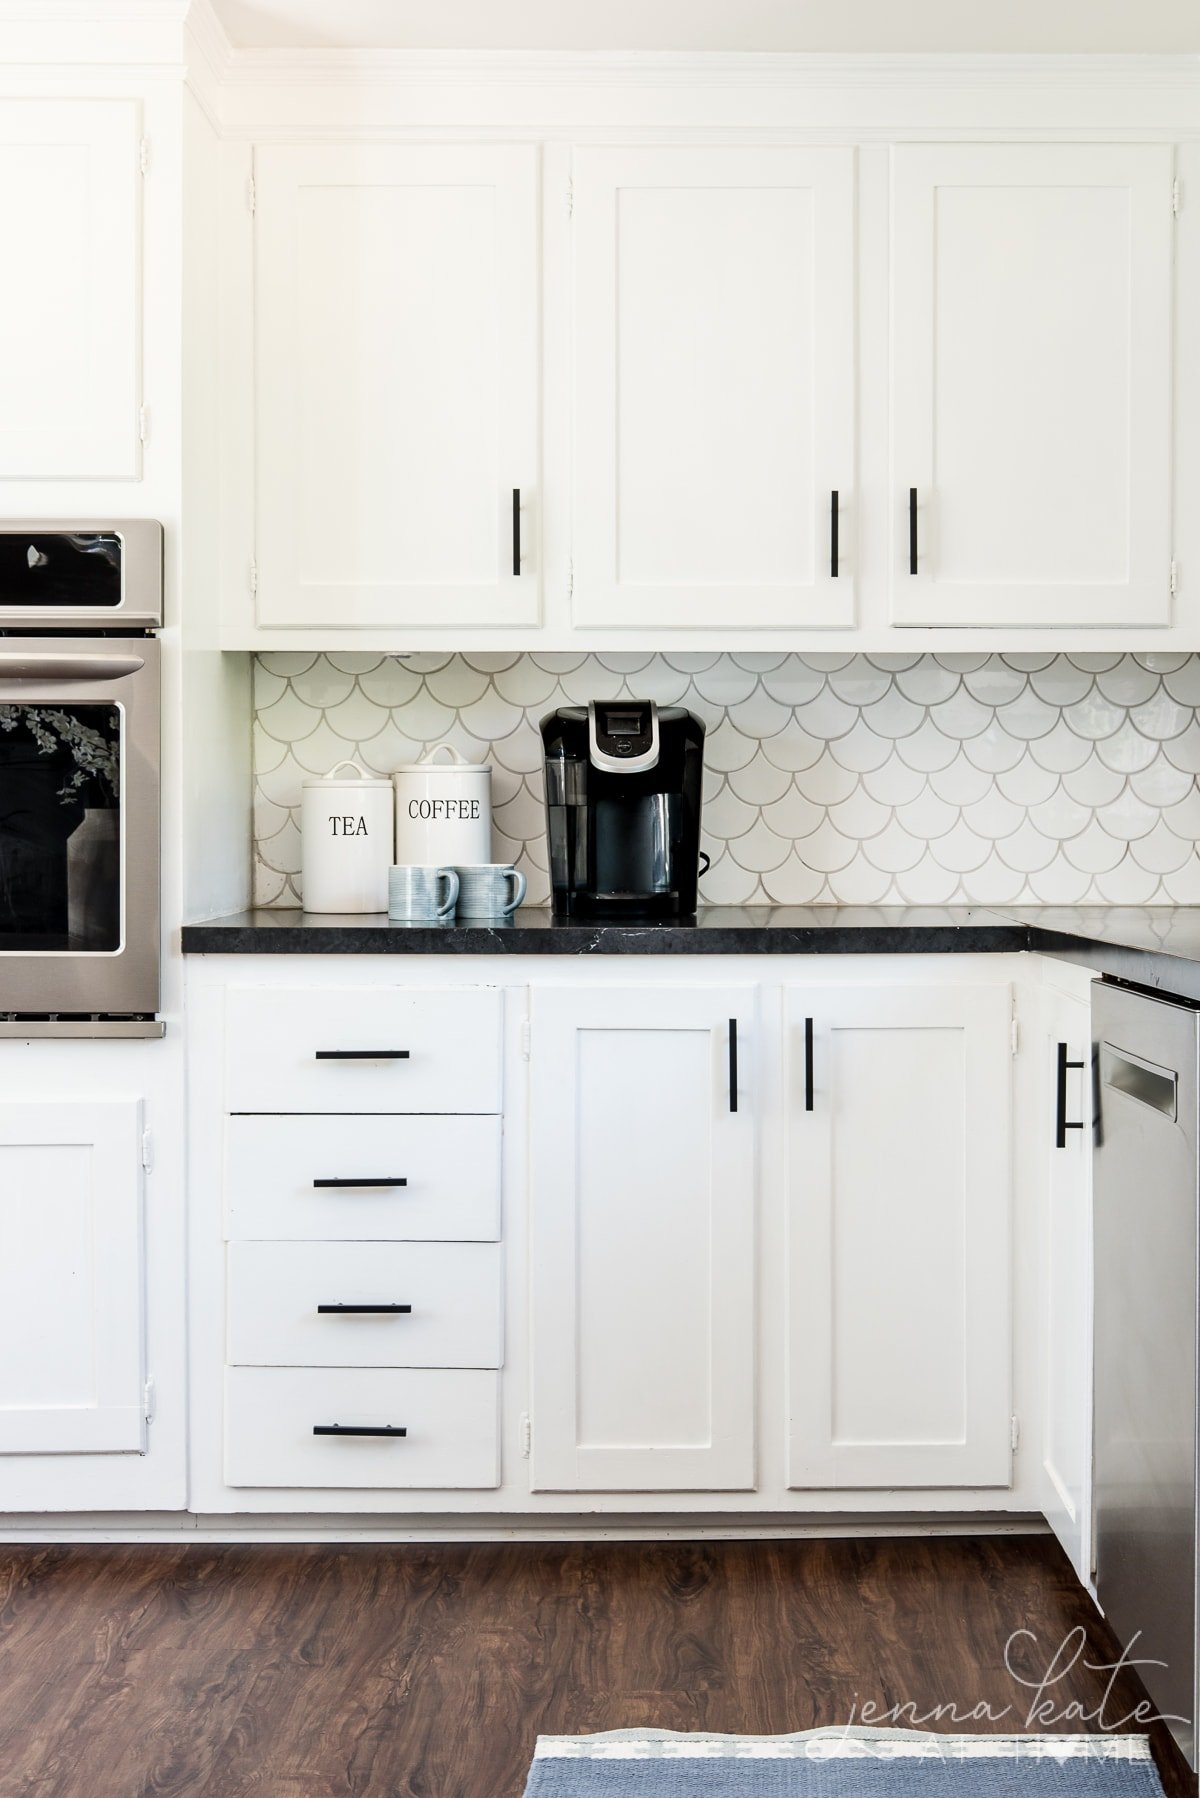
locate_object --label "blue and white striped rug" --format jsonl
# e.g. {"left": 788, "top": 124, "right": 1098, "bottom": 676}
{"left": 522, "top": 1728, "right": 1167, "bottom": 1795}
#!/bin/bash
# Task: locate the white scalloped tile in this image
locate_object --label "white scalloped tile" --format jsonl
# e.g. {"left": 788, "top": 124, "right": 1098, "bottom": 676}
{"left": 726, "top": 751, "right": 794, "bottom": 806}
{"left": 1067, "top": 652, "right": 1125, "bottom": 672}
{"left": 861, "top": 758, "right": 927, "bottom": 807}
{"left": 996, "top": 753, "right": 1062, "bottom": 807}
{"left": 1095, "top": 657, "right": 1162, "bottom": 707}
{"left": 252, "top": 651, "right": 1200, "bottom": 910}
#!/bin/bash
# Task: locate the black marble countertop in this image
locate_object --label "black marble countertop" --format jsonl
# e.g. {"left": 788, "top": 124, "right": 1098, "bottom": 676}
{"left": 178, "top": 904, "right": 1200, "bottom": 997}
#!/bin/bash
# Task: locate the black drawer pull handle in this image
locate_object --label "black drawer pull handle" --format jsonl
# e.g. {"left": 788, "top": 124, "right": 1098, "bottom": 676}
{"left": 830, "top": 489, "right": 839, "bottom": 578}
{"left": 312, "top": 1177, "right": 408, "bottom": 1190}
{"left": 315, "top": 1050, "right": 410, "bottom": 1061}
{"left": 1055, "top": 1041, "right": 1086, "bottom": 1149}
{"left": 908, "top": 487, "right": 918, "bottom": 574}
{"left": 313, "top": 1424, "right": 407, "bottom": 1438}
{"left": 728, "top": 1018, "right": 738, "bottom": 1114}
{"left": 316, "top": 1303, "right": 413, "bottom": 1315}
{"left": 804, "top": 1016, "right": 814, "bottom": 1112}
{"left": 512, "top": 487, "right": 521, "bottom": 576}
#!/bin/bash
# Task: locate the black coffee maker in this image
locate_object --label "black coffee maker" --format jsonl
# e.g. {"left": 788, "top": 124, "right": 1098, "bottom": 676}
{"left": 540, "top": 700, "right": 705, "bottom": 918}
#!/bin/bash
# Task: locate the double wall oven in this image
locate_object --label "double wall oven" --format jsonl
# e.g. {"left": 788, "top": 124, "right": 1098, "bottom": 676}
{"left": 0, "top": 522, "right": 161, "bottom": 1032}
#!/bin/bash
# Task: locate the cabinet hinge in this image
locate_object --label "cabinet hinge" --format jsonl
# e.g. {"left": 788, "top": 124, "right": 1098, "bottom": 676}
{"left": 1010, "top": 1016, "right": 1019, "bottom": 1057}
{"left": 143, "top": 1377, "right": 156, "bottom": 1424}
{"left": 520, "top": 1017, "right": 531, "bottom": 1059}
{"left": 137, "top": 404, "right": 149, "bottom": 444}
{"left": 520, "top": 1412, "right": 532, "bottom": 1457}
{"left": 138, "top": 136, "right": 150, "bottom": 176}
{"left": 249, "top": 559, "right": 258, "bottom": 596}
{"left": 567, "top": 558, "right": 574, "bottom": 602}
{"left": 247, "top": 174, "right": 256, "bottom": 215}
{"left": 1173, "top": 175, "right": 1182, "bottom": 215}
{"left": 1010, "top": 1414, "right": 1020, "bottom": 1452}
{"left": 140, "top": 1127, "right": 154, "bottom": 1172}
{"left": 566, "top": 177, "right": 573, "bottom": 217}
{"left": 1170, "top": 558, "right": 1179, "bottom": 596}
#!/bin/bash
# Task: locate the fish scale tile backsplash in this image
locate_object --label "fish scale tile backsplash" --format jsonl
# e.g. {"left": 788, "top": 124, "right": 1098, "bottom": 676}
{"left": 253, "top": 650, "right": 1200, "bottom": 909}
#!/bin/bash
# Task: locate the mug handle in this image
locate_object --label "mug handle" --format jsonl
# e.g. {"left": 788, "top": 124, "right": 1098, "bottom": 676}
{"left": 436, "top": 869, "right": 460, "bottom": 918}
{"left": 503, "top": 868, "right": 527, "bottom": 916}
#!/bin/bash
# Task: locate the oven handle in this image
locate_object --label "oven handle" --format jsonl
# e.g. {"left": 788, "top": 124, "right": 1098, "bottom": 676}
{"left": 0, "top": 653, "right": 146, "bottom": 681}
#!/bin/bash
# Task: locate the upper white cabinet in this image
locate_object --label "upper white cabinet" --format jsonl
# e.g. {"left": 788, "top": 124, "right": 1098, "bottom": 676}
{"left": 252, "top": 142, "right": 540, "bottom": 630}
{"left": 571, "top": 146, "right": 856, "bottom": 630}
{"left": 891, "top": 143, "right": 1174, "bottom": 628}
{"left": 0, "top": 100, "right": 142, "bottom": 481}
{"left": 785, "top": 983, "right": 1013, "bottom": 1490}
{"left": 0, "top": 1100, "right": 145, "bottom": 1455}
{"left": 529, "top": 984, "right": 756, "bottom": 1491}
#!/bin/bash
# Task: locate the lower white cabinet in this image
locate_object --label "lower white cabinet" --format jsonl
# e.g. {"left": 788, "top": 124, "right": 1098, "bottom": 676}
{"left": 785, "top": 984, "right": 1013, "bottom": 1489}
{"left": 0, "top": 1100, "right": 145, "bottom": 1454}
{"left": 529, "top": 985, "right": 757, "bottom": 1491}
{"left": 1040, "top": 976, "right": 1095, "bottom": 1586}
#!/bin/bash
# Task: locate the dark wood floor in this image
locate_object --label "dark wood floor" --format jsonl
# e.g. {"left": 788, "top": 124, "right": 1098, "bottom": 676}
{"left": 0, "top": 1535, "right": 1192, "bottom": 1796}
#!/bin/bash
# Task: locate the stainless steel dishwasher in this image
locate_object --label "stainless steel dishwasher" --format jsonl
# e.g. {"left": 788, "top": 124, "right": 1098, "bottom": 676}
{"left": 1093, "top": 978, "right": 1199, "bottom": 1769}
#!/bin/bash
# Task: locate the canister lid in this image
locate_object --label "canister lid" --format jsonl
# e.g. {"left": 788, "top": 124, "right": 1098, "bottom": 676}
{"left": 302, "top": 758, "right": 392, "bottom": 790}
{"left": 392, "top": 741, "right": 492, "bottom": 775}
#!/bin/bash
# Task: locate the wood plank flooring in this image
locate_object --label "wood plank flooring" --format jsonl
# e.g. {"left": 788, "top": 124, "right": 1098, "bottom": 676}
{"left": 0, "top": 1536, "right": 1192, "bottom": 1796}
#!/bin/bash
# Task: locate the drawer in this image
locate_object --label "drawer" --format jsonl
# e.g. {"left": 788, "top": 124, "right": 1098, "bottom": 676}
{"left": 224, "top": 1114, "right": 501, "bottom": 1242}
{"left": 225, "top": 1366, "right": 499, "bottom": 1489}
{"left": 223, "top": 986, "right": 502, "bottom": 1114}
{"left": 227, "top": 1241, "right": 502, "bottom": 1368}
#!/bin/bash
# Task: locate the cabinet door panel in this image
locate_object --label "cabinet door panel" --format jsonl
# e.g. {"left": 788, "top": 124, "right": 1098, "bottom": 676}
{"left": 573, "top": 146, "right": 855, "bottom": 629}
{"left": 0, "top": 1101, "right": 144, "bottom": 1453}
{"left": 891, "top": 143, "right": 1173, "bottom": 626}
{"left": 254, "top": 143, "right": 539, "bottom": 629}
{"left": 786, "top": 985, "right": 1011, "bottom": 1489}
{"left": 0, "top": 101, "right": 141, "bottom": 479}
{"left": 1042, "top": 987, "right": 1093, "bottom": 1585}
{"left": 530, "top": 986, "right": 756, "bottom": 1490}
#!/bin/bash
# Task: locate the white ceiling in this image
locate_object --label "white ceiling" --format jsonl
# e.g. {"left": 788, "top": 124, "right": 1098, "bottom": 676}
{"left": 212, "top": 0, "right": 1200, "bottom": 54}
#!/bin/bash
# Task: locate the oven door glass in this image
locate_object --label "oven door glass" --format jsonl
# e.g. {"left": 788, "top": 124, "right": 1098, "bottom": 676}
{"left": 0, "top": 702, "right": 121, "bottom": 951}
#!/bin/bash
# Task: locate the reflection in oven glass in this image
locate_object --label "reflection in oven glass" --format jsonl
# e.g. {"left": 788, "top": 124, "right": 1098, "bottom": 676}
{"left": 0, "top": 704, "right": 121, "bottom": 952}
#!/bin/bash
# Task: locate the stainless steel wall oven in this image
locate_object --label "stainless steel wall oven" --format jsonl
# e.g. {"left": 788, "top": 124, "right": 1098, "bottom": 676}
{"left": 0, "top": 523, "right": 161, "bottom": 1026}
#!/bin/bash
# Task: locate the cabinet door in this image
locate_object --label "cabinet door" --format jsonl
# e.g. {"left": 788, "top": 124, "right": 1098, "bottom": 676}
{"left": 0, "top": 100, "right": 142, "bottom": 479}
{"left": 572, "top": 147, "right": 856, "bottom": 629}
{"left": 253, "top": 143, "right": 540, "bottom": 629}
{"left": 530, "top": 986, "right": 756, "bottom": 1490}
{"left": 786, "top": 984, "right": 1012, "bottom": 1488}
{"left": 891, "top": 143, "right": 1173, "bottom": 627}
{"left": 0, "top": 1101, "right": 144, "bottom": 1453}
{"left": 1041, "top": 984, "right": 1093, "bottom": 1585}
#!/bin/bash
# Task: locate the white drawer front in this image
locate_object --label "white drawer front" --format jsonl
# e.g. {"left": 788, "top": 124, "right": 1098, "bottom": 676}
{"left": 227, "top": 1241, "right": 502, "bottom": 1368}
{"left": 225, "top": 1366, "right": 499, "bottom": 1489}
{"left": 223, "top": 986, "right": 502, "bottom": 1114}
{"left": 224, "top": 1114, "right": 501, "bottom": 1242}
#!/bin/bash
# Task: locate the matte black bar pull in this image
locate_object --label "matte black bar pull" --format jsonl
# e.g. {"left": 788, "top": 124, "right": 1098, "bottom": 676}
{"left": 1055, "top": 1041, "right": 1086, "bottom": 1149}
{"left": 314, "top": 1050, "right": 410, "bottom": 1061}
{"left": 313, "top": 1424, "right": 407, "bottom": 1438}
{"left": 804, "top": 1017, "right": 814, "bottom": 1112}
{"left": 512, "top": 487, "right": 521, "bottom": 576}
{"left": 317, "top": 1303, "right": 413, "bottom": 1315}
{"left": 728, "top": 1018, "right": 738, "bottom": 1114}
{"left": 312, "top": 1177, "right": 408, "bottom": 1189}
{"left": 908, "top": 487, "right": 918, "bottom": 574}
{"left": 831, "top": 490, "right": 839, "bottom": 578}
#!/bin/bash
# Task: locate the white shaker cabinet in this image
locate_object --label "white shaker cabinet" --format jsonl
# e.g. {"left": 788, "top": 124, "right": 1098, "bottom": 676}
{"left": 785, "top": 984, "right": 1013, "bottom": 1489}
{"left": 0, "top": 100, "right": 143, "bottom": 481}
{"left": 890, "top": 143, "right": 1174, "bottom": 628}
{"left": 0, "top": 1100, "right": 145, "bottom": 1455}
{"left": 1040, "top": 977, "right": 1094, "bottom": 1587}
{"left": 252, "top": 142, "right": 540, "bottom": 630}
{"left": 529, "top": 985, "right": 757, "bottom": 1491}
{"left": 571, "top": 146, "right": 856, "bottom": 630}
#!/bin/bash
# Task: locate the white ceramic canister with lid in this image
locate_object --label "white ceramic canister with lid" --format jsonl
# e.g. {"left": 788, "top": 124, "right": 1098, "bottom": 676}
{"left": 393, "top": 742, "right": 493, "bottom": 866}
{"left": 301, "top": 760, "right": 394, "bottom": 913}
